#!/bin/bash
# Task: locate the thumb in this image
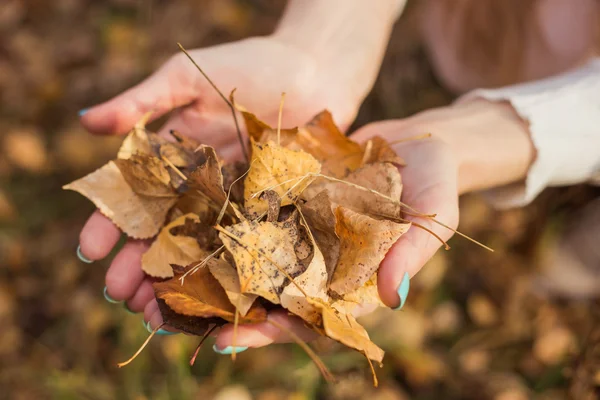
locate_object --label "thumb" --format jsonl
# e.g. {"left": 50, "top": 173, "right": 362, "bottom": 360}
{"left": 80, "top": 54, "right": 198, "bottom": 135}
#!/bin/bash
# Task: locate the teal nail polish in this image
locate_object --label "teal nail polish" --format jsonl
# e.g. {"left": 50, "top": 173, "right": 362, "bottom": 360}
{"left": 76, "top": 245, "right": 93, "bottom": 263}
{"left": 144, "top": 320, "right": 177, "bottom": 335}
{"left": 156, "top": 329, "right": 178, "bottom": 336}
{"left": 78, "top": 108, "right": 88, "bottom": 117}
{"left": 212, "top": 344, "right": 248, "bottom": 355}
{"left": 103, "top": 286, "right": 121, "bottom": 304}
{"left": 393, "top": 272, "right": 410, "bottom": 310}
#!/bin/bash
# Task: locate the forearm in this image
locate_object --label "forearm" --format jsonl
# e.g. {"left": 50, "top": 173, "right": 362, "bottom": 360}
{"left": 272, "top": 0, "right": 405, "bottom": 106}
{"left": 441, "top": 100, "right": 535, "bottom": 196}
{"left": 449, "top": 58, "right": 600, "bottom": 206}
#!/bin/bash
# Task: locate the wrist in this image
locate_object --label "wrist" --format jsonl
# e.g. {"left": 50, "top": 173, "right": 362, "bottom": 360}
{"left": 271, "top": 0, "right": 403, "bottom": 108}
{"left": 440, "top": 99, "right": 535, "bottom": 195}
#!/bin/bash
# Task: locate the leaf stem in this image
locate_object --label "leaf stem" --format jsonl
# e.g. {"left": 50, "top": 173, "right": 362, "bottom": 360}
{"left": 177, "top": 43, "right": 248, "bottom": 163}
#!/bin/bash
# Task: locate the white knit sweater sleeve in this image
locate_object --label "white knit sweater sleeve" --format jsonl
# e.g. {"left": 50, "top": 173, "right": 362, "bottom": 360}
{"left": 459, "top": 58, "right": 600, "bottom": 209}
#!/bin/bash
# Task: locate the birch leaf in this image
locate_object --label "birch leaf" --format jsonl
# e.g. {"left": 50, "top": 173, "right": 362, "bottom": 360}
{"left": 141, "top": 213, "right": 208, "bottom": 278}
{"left": 329, "top": 207, "right": 410, "bottom": 295}
{"left": 244, "top": 140, "right": 320, "bottom": 217}
{"left": 63, "top": 161, "right": 176, "bottom": 239}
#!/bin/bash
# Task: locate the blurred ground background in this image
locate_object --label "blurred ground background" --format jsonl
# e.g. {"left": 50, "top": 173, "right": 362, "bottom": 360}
{"left": 1, "top": 1, "right": 600, "bottom": 399}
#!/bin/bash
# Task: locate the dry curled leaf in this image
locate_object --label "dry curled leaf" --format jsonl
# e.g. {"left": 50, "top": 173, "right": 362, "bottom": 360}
{"left": 244, "top": 140, "right": 321, "bottom": 217}
{"left": 141, "top": 213, "right": 209, "bottom": 278}
{"left": 329, "top": 206, "right": 410, "bottom": 295}
{"left": 280, "top": 241, "right": 329, "bottom": 325}
{"left": 298, "top": 111, "right": 363, "bottom": 178}
{"left": 209, "top": 256, "right": 258, "bottom": 316}
{"left": 63, "top": 161, "right": 176, "bottom": 239}
{"left": 308, "top": 299, "right": 384, "bottom": 363}
{"left": 153, "top": 264, "right": 267, "bottom": 323}
{"left": 301, "top": 190, "right": 340, "bottom": 282}
{"left": 218, "top": 219, "right": 305, "bottom": 304}
{"left": 187, "top": 146, "right": 227, "bottom": 207}
{"left": 305, "top": 162, "right": 403, "bottom": 218}
{"left": 114, "top": 154, "right": 176, "bottom": 198}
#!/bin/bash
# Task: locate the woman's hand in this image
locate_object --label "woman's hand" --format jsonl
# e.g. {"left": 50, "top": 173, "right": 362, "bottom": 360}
{"left": 212, "top": 99, "right": 535, "bottom": 349}
{"left": 77, "top": 35, "right": 363, "bottom": 330}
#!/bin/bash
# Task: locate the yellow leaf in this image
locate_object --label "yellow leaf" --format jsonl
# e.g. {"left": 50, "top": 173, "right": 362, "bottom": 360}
{"left": 218, "top": 220, "right": 305, "bottom": 304}
{"left": 329, "top": 207, "right": 410, "bottom": 295}
{"left": 209, "top": 256, "right": 258, "bottom": 316}
{"left": 141, "top": 213, "right": 208, "bottom": 278}
{"left": 244, "top": 140, "right": 320, "bottom": 217}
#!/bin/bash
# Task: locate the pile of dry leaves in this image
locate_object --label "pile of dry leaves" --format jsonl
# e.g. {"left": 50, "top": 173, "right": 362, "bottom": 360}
{"left": 62, "top": 54, "right": 458, "bottom": 384}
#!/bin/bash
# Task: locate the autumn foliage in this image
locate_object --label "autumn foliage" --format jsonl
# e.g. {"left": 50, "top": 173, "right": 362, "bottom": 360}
{"left": 64, "top": 74, "right": 416, "bottom": 383}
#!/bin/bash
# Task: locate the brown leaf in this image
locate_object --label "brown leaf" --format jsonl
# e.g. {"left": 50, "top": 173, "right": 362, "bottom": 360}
{"left": 222, "top": 161, "right": 248, "bottom": 205}
{"left": 262, "top": 190, "right": 281, "bottom": 223}
{"left": 218, "top": 220, "right": 305, "bottom": 304}
{"left": 297, "top": 111, "right": 363, "bottom": 178}
{"left": 187, "top": 146, "right": 227, "bottom": 207}
{"left": 329, "top": 207, "right": 410, "bottom": 295}
{"left": 63, "top": 161, "right": 176, "bottom": 239}
{"left": 305, "top": 163, "right": 403, "bottom": 218}
{"left": 361, "top": 136, "right": 406, "bottom": 166}
{"left": 301, "top": 191, "right": 340, "bottom": 282}
{"left": 308, "top": 299, "right": 384, "bottom": 363}
{"left": 114, "top": 154, "right": 176, "bottom": 198}
{"left": 153, "top": 264, "right": 267, "bottom": 323}
{"left": 209, "top": 256, "right": 258, "bottom": 317}
{"left": 244, "top": 140, "right": 321, "bottom": 217}
{"left": 156, "top": 298, "right": 224, "bottom": 336}
{"left": 141, "top": 213, "right": 209, "bottom": 278}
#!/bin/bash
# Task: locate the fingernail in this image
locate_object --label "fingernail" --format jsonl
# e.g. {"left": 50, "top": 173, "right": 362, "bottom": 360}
{"left": 144, "top": 320, "right": 178, "bottom": 335}
{"left": 76, "top": 245, "right": 93, "bottom": 263}
{"left": 212, "top": 344, "right": 248, "bottom": 355}
{"left": 393, "top": 272, "right": 410, "bottom": 310}
{"left": 78, "top": 108, "right": 88, "bottom": 117}
{"left": 124, "top": 303, "right": 137, "bottom": 314}
{"left": 103, "top": 286, "right": 121, "bottom": 304}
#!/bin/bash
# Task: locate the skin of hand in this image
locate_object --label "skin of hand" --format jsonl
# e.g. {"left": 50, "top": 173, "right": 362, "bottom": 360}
{"left": 78, "top": 36, "right": 364, "bottom": 327}
{"left": 213, "top": 98, "right": 535, "bottom": 348}
{"left": 77, "top": 0, "right": 401, "bottom": 335}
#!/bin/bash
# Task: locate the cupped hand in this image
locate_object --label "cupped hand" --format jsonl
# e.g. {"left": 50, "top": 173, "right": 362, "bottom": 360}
{"left": 76, "top": 36, "right": 363, "bottom": 333}
{"left": 214, "top": 99, "right": 533, "bottom": 350}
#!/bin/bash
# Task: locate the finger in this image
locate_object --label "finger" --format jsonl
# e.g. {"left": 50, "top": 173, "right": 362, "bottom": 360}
{"left": 79, "top": 210, "right": 121, "bottom": 261}
{"left": 143, "top": 298, "right": 159, "bottom": 323}
{"left": 214, "top": 309, "right": 318, "bottom": 350}
{"left": 125, "top": 279, "right": 155, "bottom": 313}
{"left": 104, "top": 240, "right": 150, "bottom": 301}
{"left": 378, "top": 142, "right": 460, "bottom": 308}
{"left": 80, "top": 55, "right": 198, "bottom": 135}
{"left": 146, "top": 306, "right": 179, "bottom": 334}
